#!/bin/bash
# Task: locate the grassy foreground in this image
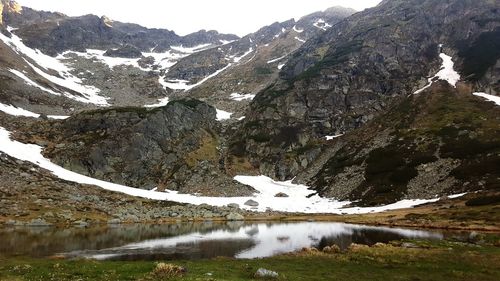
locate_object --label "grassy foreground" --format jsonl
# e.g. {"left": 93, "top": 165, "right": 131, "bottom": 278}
{"left": 1, "top": 239, "right": 499, "bottom": 281}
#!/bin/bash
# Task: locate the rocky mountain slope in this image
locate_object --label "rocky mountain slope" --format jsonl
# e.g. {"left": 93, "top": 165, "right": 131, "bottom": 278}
{"left": 11, "top": 99, "right": 254, "bottom": 196}
{"left": 301, "top": 82, "right": 500, "bottom": 206}
{"left": 0, "top": 0, "right": 498, "bottom": 211}
{"left": 168, "top": 6, "right": 356, "bottom": 116}
{"left": 228, "top": 0, "right": 500, "bottom": 183}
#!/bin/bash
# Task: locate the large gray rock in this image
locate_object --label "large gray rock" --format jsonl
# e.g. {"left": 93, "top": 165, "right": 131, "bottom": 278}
{"left": 226, "top": 212, "right": 244, "bottom": 221}
{"left": 244, "top": 199, "right": 259, "bottom": 207}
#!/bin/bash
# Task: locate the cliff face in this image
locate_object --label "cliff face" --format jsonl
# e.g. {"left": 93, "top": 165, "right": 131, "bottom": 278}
{"left": 227, "top": 0, "right": 500, "bottom": 181}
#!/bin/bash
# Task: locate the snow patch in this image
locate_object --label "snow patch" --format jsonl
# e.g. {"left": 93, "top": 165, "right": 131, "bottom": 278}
{"left": 170, "top": 44, "right": 212, "bottom": 54}
{"left": 472, "top": 92, "right": 500, "bottom": 106}
{"left": 278, "top": 63, "right": 285, "bottom": 70}
{"left": 313, "top": 19, "right": 332, "bottom": 31}
{"left": 0, "top": 102, "right": 69, "bottom": 119}
{"left": 295, "top": 36, "right": 306, "bottom": 43}
{"left": 448, "top": 193, "right": 467, "bottom": 199}
{"left": 230, "top": 93, "right": 255, "bottom": 101}
{"left": 220, "top": 39, "right": 236, "bottom": 45}
{"left": 293, "top": 25, "right": 304, "bottom": 33}
{"left": 414, "top": 50, "right": 461, "bottom": 94}
{"left": 267, "top": 55, "right": 287, "bottom": 64}
{"left": 216, "top": 109, "right": 233, "bottom": 120}
{"left": 325, "top": 134, "right": 344, "bottom": 140}
{"left": 231, "top": 48, "right": 254, "bottom": 63}
{"left": 163, "top": 64, "right": 232, "bottom": 91}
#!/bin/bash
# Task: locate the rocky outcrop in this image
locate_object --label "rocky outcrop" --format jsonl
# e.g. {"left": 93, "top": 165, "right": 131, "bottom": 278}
{"left": 228, "top": 0, "right": 500, "bottom": 180}
{"left": 104, "top": 45, "right": 142, "bottom": 58}
{"left": 16, "top": 100, "right": 254, "bottom": 196}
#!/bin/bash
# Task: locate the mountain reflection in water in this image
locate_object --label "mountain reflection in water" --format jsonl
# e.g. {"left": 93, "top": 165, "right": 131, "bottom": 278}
{"left": 0, "top": 222, "right": 455, "bottom": 260}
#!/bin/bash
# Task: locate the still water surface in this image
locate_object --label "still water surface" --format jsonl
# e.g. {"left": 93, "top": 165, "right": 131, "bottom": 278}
{"left": 0, "top": 222, "right": 463, "bottom": 260}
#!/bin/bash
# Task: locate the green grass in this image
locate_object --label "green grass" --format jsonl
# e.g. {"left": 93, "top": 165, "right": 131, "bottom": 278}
{"left": 1, "top": 240, "right": 499, "bottom": 281}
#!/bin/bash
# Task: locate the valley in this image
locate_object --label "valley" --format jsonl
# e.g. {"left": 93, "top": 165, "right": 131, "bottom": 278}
{"left": 0, "top": 0, "right": 499, "bottom": 279}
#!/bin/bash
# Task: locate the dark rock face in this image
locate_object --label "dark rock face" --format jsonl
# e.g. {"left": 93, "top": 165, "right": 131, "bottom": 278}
{"left": 3, "top": 4, "right": 238, "bottom": 56}
{"left": 229, "top": 0, "right": 500, "bottom": 180}
{"left": 18, "top": 100, "right": 253, "bottom": 196}
{"left": 104, "top": 45, "right": 142, "bottom": 58}
{"left": 303, "top": 83, "right": 500, "bottom": 206}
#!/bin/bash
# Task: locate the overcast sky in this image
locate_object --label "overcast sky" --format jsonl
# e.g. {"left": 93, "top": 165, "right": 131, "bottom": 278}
{"left": 16, "top": 0, "right": 382, "bottom": 36}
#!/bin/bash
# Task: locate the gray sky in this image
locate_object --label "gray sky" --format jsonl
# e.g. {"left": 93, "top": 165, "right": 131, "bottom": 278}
{"left": 16, "top": 0, "right": 382, "bottom": 36}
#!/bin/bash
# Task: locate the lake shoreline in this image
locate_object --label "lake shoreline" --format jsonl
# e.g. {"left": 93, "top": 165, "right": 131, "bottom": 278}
{"left": 2, "top": 190, "right": 498, "bottom": 232}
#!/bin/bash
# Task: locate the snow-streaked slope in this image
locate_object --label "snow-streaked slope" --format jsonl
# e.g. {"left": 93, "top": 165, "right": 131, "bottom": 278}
{"left": 267, "top": 55, "right": 287, "bottom": 64}
{"left": 414, "top": 49, "right": 461, "bottom": 94}
{"left": 325, "top": 134, "right": 344, "bottom": 140}
{"left": 473, "top": 92, "right": 500, "bottom": 106}
{"left": 162, "top": 64, "right": 233, "bottom": 91}
{"left": 0, "top": 127, "right": 456, "bottom": 214}
{"left": 0, "top": 29, "right": 108, "bottom": 105}
{"left": 0, "top": 103, "right": 69, "bottom": 119}
{"left": 170, "top": 44, "right": 212, "bottom": 54}
{"left": 8, "top": 69, "right": 61, "bottom": 96}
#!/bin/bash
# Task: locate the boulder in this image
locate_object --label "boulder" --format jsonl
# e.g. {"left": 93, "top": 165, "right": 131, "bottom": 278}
{"left": 274, "top": 192, "right": 289, "bottom": 197}
{"left": 255, "top": 268, "right": 279, "bottom": 279}
{"left": 226, "top": 212, "right": 244, "bottom": 221}
{"left": 244, "top": 199, "right": 259, "bottom": 207}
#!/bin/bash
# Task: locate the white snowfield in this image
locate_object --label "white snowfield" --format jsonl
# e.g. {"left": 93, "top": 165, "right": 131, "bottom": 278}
{"left": 0, "top": 125, "right": 455, "bottom": 214}
{"left": 0, "top": 28, "right": 108, "bottom": 106}
{"left": 0, "top": 102, "right": 69, "bottom": 120}
{"left": 473, "top": 92, "right": 500, "bottom": 106}
{"left": 414, "top": 50, "right": 461, "bottom": 94}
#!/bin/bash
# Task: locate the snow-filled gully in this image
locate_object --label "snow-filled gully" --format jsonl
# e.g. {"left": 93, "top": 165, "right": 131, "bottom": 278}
{"left": 0, "top": 126, "right": 467, "bottom": 214}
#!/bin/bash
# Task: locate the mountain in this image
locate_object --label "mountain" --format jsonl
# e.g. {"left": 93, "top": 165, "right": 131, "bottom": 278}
{"left": 0, "top": 0, "right": 498, "bottom": 214}
{"left": 227, "top": 0, "right": 500, "bottom": 184}
{"left": 166, "top": 6, "right": 356, "bottom": 116}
